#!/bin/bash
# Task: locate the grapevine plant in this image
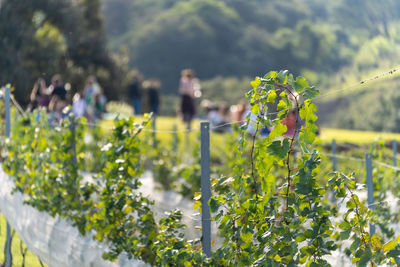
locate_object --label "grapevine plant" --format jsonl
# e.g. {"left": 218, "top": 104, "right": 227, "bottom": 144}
{"left": 2, "top": 109, "right": 207, "bottom": 266}
{"left": 209, "top": 71, "right": 400, "bottom": 266}
{"left": 2, "top": 71, "right": 400, "bottom": 266}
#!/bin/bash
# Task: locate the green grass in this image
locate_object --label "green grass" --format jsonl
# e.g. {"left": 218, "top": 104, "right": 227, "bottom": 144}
{"left": 0, "top": 214, "right": 46, "bottom": 267}
{"left": 101, "top": 115, "right": 400, "bottom": 146}
{"left": 320, "top": 128, "right": 400, "bottom": 144}
{"left": 99, "top": 115, "right": 227, "bottom": 155}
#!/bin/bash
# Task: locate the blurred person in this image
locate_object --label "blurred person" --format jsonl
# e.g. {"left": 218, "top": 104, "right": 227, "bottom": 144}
{"left": 128, "top": 75, "right": 143, "bottom": 115}
{"left": 48, "top": 95, "right": 68, "bottom": 123}
{"left": 94, "top": 88, "right": 107, "bottom": 120}
{"left": 218, "top": 103, "right": 231, "bottom": 123}
{"left": 72, "top": 92, "right": 86, "bottom": 118}
{"left": 48, "top": 74, "right": 68, "bottom": 123}
{"left": 83, "top": 76, "right": 101, "bottom": 123}
{"left": 179, "top": 69, "right": 201, "bottom": 130}
{"left": 282, "top": 109, "right": 298, "bottom": 138}
{"left": 202, "top": 101, "right": 222, "bottom": 127}
{"left": 234, "top": 99, "right": 248, "bottom": 125}
{"left": 49, "top": 74, "right": 67, "bottom": 101}
{"left": 148, "top": 79, "right": 160, "bottom": 115}
{"left": 202, "top": 100, "right": 231, "bottom": 132}
{"left": 28, "top": 78, "right": 50, "bottom": 111}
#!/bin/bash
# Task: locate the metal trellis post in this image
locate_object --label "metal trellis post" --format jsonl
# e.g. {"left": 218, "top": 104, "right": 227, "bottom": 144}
{"left": 365, "top": 153, "right": 375, "bottom": 236}
{"left": 200, "top": 122, "right": 211, "bottom": 257}
{"left": 332, "top": 139, "right": 337, "bottom": 171}
{"left": 393, "top": 140, "right": 397, "bottom": 167}
{"left": 70, "top": 116, "right": 77, "bottom": 167}
{"left": 4, "top": 87, "right": 12, "bottom": 267}
{"left": 152, "top": 115, "right": 157, "bottom": 149}
{"left": 331, "top": 139, "right": 337, "bottom": 203}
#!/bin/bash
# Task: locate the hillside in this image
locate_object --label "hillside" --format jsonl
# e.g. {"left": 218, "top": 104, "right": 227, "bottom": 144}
{"left": 101, "top": 0, "right": 400, "bottom": 131}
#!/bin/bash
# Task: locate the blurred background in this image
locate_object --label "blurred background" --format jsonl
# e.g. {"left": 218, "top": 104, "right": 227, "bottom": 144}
{"left": 1, "top": 0, "right": 400, "bottom": 131}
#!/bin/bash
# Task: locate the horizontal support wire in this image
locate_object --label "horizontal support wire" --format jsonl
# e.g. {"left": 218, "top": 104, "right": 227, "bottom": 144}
{"left": 78, "top": 111, "right": 284, "bottom": 134}
{"left": 320, "top": 152, "right": 364, "bottom": 162}
{"left": 314, "top": 65, "right": 400, "bottom": 100}
{"left": 7, "top": 65, "right": 400, "bottom": 133}
{"left": 9, "top": 90, "right": 400, "bottom": 174}
{"left": 373, "top": 160, "right": 400, "bottom": 171}
{"left": 321, "top": 152, "right": 400, "bottom": 173}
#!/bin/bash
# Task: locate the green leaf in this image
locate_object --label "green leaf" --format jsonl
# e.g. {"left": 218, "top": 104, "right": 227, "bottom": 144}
{"left": 251, "top": 77, "right": 261, "bottom": 89}
{"left": 339, "top": 229, "right": 351, "bottom": 240}
{"left": 371, "top": 234, "right": 382, "bottom": 251}
{"left": 383, "top": 240, "right": 397, "bottom": 252}
{"left": 339, "top": 221, "right": 351, "bottom": 230}
{"left": 209, "top": 198, "right": 220, "bottom": 213}
{"left": 241, "top": 231, "right": 253, "bottom": 247}
{"left": 277, "top": 70, "right": 288, "bottom": 84}
{"left": 294, "top": 77, "right": 309, "bottom": 93}
{"left": 303, "top": 86, "right": 320, "bottom": 99}
{"left": 267, "top": 90, "right": 277, "bottom": 103}
{"left": 267, "top": 139, "right": 290, "bottom": 159}
{"left": 277, "top": 99, "right": 287, "bottom": 111}
{"left": 396, "top": 234, "right": 400, "bottom": 243}
{"left": 387, "top": 249, "right": 400, "bottom": 257}
{"left": 264, "top": 71, "right": 278, "bottom": 79}
{"left": 357, "top": 249, "right": 372, "bottom": 267}
{"left": 268, "top": 122, "right": 287, "bottom": 140}
{"left": 346, "top": 199, "right": 356, "bottom": 209}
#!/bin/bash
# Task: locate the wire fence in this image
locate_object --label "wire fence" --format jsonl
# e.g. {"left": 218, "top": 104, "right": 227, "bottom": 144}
{"left": 314, "top": 65, "right": 400, "bottom": 100}
{"left": 5, "top": 64, "right": 400, "bottom": 136}
{"left": 2, "top": 64, "right": 400, "bottom": 264}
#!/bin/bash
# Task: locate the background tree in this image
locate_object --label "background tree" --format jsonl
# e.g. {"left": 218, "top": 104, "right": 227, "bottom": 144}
{"left": 0, "top": 0, "right": 122, "bottom": 104}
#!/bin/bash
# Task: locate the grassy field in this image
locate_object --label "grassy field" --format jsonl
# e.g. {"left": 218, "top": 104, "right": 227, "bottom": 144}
{"left": 100, "top": 115, "right": 228, "bottom": 155}
{"left": 320, "top": 128, "right": 400, "bottom": 144}
{"left": 0, "top": 214, "right": 46, "bottom": 267}
{"left": 101, "top": 115, "right": 400, "bottom": 145}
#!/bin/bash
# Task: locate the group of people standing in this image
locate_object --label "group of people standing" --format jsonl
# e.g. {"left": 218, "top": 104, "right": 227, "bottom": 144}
{"left": 29, "top": 74, "right": 107, "bottom": 123}
{"left": 128, "top": 69, "right": 200, "bottom": 130}
{"left": 28, "top": 70, "right": 298, "bottom": 138}
{"left": 202, "top": 96, "right": 299, "bottom": 138}
{"left": 128, "top": 76, "right": 160, "bottom": 116}
{"left": 29, "top": 74, "right": 68, "bottom": 122}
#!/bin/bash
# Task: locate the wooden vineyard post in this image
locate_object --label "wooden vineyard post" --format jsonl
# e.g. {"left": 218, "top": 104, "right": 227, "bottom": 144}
{"left": 200, "top": 122, "right": 211, "bottom": 257}
{"left": 365, "top": 153, "right": 375, "bottom": 236}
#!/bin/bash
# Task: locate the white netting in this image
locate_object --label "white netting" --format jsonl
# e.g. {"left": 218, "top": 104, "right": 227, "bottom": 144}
{"left": 0, "top": 166, "right": 148, "bottom": 267}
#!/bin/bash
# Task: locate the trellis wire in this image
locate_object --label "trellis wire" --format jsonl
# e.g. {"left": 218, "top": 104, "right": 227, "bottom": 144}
{"left": 4, "top": 64, "right": 400, "bottom": 262}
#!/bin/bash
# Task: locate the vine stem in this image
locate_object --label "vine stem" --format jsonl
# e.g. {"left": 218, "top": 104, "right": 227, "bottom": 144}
{"left": 347, "top": 187, "right": 367, "bottom": 249}
{"left": 278, "top": 83, "right": 300, "bottom": 211}
{"left": 250, "top": 121, "right": 260, "bottom": 200}
{"left": 346, "top": 185, "right": 375, "bottom": 267}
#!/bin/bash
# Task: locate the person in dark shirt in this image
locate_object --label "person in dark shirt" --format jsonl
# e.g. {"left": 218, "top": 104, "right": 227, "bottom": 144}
{"left": 148, "top": 79, "right": 160, "bottom": 115}
{"left": 48, "top": 74, "right": 68, "bottom": 123}
{"left": 128, "top": 75, "right": 143, "bottom": 115}
{"left": 50, "top": 74, "right": 67, "bottom": 100}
